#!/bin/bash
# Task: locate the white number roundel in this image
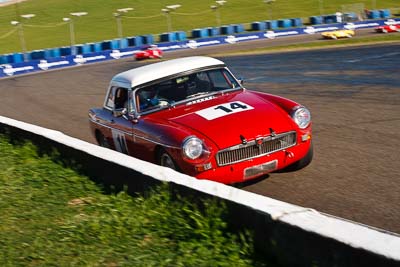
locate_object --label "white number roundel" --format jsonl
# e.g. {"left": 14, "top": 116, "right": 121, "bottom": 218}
{"left": 195, "top": 101, "right": 254, "bottom": 120}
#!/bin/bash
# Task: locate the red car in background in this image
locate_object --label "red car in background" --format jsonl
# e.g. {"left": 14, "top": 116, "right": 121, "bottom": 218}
{"left": 375, "top": 24, "right": 400, "bottom": 33}
{"left": 135, "top": 45, "right": 163, "bottom": 60}
{"left": 88, "top": 57, "right": 313, "bottom": 184}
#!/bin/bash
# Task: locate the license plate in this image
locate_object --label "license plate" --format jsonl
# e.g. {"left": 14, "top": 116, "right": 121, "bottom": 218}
{"left": 244, "top": 160, "right": 278, "bottom": 179}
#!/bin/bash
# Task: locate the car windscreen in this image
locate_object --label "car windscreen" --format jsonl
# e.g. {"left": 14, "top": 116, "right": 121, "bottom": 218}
{"left": 135, "top": 68, "right": 241, "bottom": 113}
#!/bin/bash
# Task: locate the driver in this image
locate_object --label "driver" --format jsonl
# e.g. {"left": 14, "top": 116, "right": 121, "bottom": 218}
{"left": 138, "top": 86, "right": 159, "bottom": 111}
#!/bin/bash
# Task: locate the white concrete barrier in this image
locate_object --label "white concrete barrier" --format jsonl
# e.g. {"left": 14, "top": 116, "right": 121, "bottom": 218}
{"left": 1, "top": 115, "right": 399, "bottom": 266}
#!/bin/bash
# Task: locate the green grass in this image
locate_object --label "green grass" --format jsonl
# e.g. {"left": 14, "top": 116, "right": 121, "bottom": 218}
{"left": 0, "top": 0, "right": 399, "bottom": 54}
{"left": 0, "top": 135, "right": 266, "bottom": 267}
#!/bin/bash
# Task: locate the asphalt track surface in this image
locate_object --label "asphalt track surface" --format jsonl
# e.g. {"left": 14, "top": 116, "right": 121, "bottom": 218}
{"left": 1, "top": 29, "right": 399, "bottom": 234}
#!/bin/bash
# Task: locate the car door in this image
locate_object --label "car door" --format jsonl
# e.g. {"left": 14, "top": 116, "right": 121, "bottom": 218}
{"left": 103, "top": 86, "right": 135, "bottom": 155}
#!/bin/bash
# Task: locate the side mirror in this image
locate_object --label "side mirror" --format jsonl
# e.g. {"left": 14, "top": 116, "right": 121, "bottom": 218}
{"left": 113, "top": 108, "right": 127, "bottom": 117}
{"left": 238, "top": 77, "right": 244, "bottom": 85}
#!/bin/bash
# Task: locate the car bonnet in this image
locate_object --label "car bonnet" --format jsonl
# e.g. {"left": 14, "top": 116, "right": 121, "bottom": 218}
{"left": 164, "top": 92, "right": 296, "bottom": 150}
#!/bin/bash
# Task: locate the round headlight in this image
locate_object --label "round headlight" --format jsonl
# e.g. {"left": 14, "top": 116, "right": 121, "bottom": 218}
{"left": 182, "top": 137, "right": 203, "bottom": 160}
{"left": 292, "top": 107, "right": 311, "bottom": 129}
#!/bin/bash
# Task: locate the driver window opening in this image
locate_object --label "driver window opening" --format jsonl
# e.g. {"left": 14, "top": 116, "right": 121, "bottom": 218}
{"left": 114, "top": 88, "right": 128, "bottom": 110}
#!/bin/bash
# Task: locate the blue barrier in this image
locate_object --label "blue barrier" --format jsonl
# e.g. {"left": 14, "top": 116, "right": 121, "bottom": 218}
{"left": 207, "top": 27, "right": 219, "bottom": 36}
{"left": 278, "top": 19, "right": 291, "bottom": 28}
{"left": 53, "top": 48, "right": 61, "bottom": 58}
{"left": 12, "top": 53, "right": 24, "bottom": 63}
{"left": 251, "top": 21, "right": 266, "bottom": 31}
{"left": 291, "top": 18, "right": 303, "bottom": 27}
{"left": 266, "top": 20, "right": 278, "bottom": 29}
{"left": 220, "top": 25, "right": 234, "bottom": 35}
{"left": 324, "top": 15, "right": 337, "bottom": 24}
{"left": 127, "top": 36, "right": 143, "bottom": 47}
{"left": 1, "top": 18, "right": 399, "bottom": 79}
{"left": 111, "top": 39, "right": 120, "bottom": 49}
{"left": 119, "top": 38, "right": 129, "bottom": 49}
{"left": 82, "top": 44, "right": 92, "bottom": 54}
{"left": 380, "top": 9, "right": 391, "bottom": 18}
{"left": 160, "top": 32, "right": 176, "bottom": 42}
{"left": 368, "top": 10, "right": 380, "bottom": 19}
{"left": 175, "top": 31, "right": 187, "bottom": 41}
{"left": 192, "top": 28, "right": 208, "bottom": 38}
{"left": 6, "top": 54, "right": 15, "bottom": 63}
{"left": 30, "top": 50, "right": 45, "bottom": 60}
{"left": 44, "top": 49, "right": 53, "bottom": 59}
{"left": 310, "top": 16, "right": 323, "bottom": 25}
{"left": 101, "top": 40, "right": 111, "bottom": 51}
{"left": 60, "top": 47, "right": 71, "bottom": 56}
{"left": 0, "top": 55, "right": 7, "bottom": 64}
{"left": 92, "top": 42, "right": 102, "bottom": 52}
{"left": 75, "top": 44, "right": 83, "bottom": 55}
{"left": 233, "top": 24, "right": 244, "bottom": 33}
{"left": 43, "top": 48, "right": 61, "bottom": 58}
{"left": 141, "top": 34, "right": 154, "bottom": 44}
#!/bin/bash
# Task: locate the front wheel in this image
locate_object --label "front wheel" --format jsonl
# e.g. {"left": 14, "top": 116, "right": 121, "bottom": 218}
{"left": 158, "top": 149, "right": 178, "bottom": 170}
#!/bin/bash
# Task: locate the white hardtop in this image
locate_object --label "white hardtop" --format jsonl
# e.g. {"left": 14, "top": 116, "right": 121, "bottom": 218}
{"left": 112, "top": 56, "right": 225, "bottom": 88}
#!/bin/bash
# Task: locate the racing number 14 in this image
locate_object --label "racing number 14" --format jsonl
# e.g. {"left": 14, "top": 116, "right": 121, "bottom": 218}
{"left": 214, "top": 102, "right": 248, "bottom": 113}
{"left": 195, "top": 101, "right": 254, "bottom": 120}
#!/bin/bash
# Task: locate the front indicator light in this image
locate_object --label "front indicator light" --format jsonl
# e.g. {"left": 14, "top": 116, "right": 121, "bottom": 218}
{"left": 301, "top": 134, "right": 311, "bottom": 142}
{"left": 195, "top": 163, "right": 212, "bottom": 172}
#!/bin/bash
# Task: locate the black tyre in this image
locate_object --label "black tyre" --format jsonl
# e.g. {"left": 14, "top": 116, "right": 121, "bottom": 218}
{"left": 96, "top": 131, "right": 110, "bottom": 149}
{"left": 157, "top": 149, "right": 178, "bottom": 170}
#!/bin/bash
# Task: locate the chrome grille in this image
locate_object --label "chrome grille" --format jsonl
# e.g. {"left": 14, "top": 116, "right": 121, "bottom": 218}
{"left": 216, "top": 131, "right": 297, "bottom": 166}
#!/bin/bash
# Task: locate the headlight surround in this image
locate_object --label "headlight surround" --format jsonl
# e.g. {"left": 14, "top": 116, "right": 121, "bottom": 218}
{"left": 182, "top": 137, "right": 204, "bottom": 160}
{"left": 292, "top": 106, "right": 311, "bottom": 129}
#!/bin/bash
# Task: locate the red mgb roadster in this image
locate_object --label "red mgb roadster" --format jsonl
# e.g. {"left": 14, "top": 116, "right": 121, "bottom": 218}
{"left": 89, "top": 56, "right": 312, "bottom": 184}
{"left": 375, "top": 24, "right": 400, "bottom": 33}
{"left": 134, "top": 45, "right": 163, "bottom": 60}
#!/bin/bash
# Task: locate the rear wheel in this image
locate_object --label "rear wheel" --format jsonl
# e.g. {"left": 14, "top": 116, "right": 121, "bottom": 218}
{"left": 96, "top": 131, "right": 110, "bottom": 148}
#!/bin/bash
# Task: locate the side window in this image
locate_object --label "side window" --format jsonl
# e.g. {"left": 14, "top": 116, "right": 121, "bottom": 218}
{"left": 105, "top": 87, "right": 116, "bottom": 109}
{"left": 105, "top": 87, "right": 129, "bottom": 110}
{"left": 114, "top": 88, "right": 128, "bottom": 110}
{"left": 208, "top": 69, "right": 239, "bottom": 90}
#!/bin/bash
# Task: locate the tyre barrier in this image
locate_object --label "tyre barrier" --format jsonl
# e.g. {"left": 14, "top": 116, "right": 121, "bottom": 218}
{"left": 220, "top": 25, "right": 235, "bottom": 35}
{"left": 379, "top": 9, "right": 391, "bottom": 19}
{"left": 291, "top": 18, "right": 303, "bottom": 27}
{"left": 1, "top": 18, "right": 399, "bottom": 78}
{"left": 0, "top": 115, "right": 399, "bottom": 266}
{"left": 141, "top": 34, "right": 154, "bottom": 45}
{"left": 206, "top": 27, "right": 219, "bottom": 37}
{"left": 310, "top": 16, "right": 323, "bottom": 25}
{"left": 191, "top": 28, "right": 209, "bottom": 38}
{"left": 266, "top": 20, "right": 279, "bottom": 29}
{"left": 127, "top": 36, "right": 143, "bottom": 47}
{"left": 278, "top": 19, "right": 292, "bottom": 28}
{"left": 251, "top": 21, "right": 266, "bottom": 31}
{"left": 233, "top": 24, "right": 245, "bottom": 33}
{"left": 160, "top": 31, "right": 187, "bottom": 43}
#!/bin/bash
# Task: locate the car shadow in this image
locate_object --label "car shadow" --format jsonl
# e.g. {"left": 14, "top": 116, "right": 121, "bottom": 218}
{"left": 232, "top": 174, "right": 270, "bottom": 188}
